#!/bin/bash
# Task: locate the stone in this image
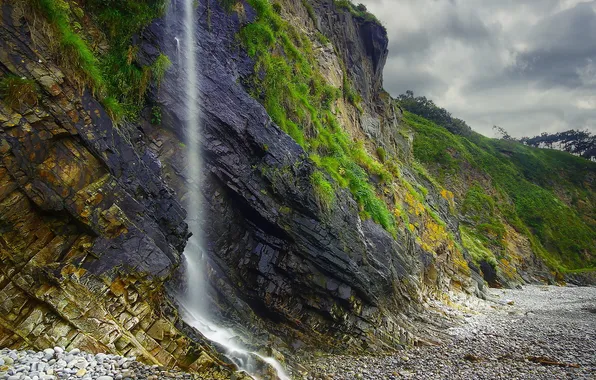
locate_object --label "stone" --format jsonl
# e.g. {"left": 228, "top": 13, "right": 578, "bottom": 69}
{"left": 74, "top": 360, "right": 88, "bottom": 369}
{"left": 43, "top": 349, "right": 54, "bottom": 357}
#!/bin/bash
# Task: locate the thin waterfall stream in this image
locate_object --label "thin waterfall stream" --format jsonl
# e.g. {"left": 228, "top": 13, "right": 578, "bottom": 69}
{"left": 170, "top": 1, "right": 289, "bottom": 379}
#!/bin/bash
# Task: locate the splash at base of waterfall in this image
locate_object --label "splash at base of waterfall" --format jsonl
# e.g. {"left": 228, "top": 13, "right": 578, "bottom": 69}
{"left": 180, "top": 242, "right": 290, "bottom": 378}
{"left": 181, "top": 298, "right": 290, "bottom": 380}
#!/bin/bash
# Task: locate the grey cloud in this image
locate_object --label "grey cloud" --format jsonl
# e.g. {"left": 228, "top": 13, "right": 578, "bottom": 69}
{"left": 511, "top": 2, "right": 596, "bottom": 89}
{"left": 360, "top": 0, "right": 596, "bottom": 138}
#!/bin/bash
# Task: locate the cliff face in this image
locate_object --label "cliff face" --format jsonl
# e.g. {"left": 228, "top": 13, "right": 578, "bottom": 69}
{"left": 0, "top": 2, "right": 232, "bottom": 376}
{"left": 1, "top": 0, "right": 593, "bottom": 378}
{"left": 141, "top": 0, "right": 473, "bottom": 354}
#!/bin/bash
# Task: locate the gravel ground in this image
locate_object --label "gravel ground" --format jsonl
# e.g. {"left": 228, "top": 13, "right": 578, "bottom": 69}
{"left": 0, "top": 348, "right": 195, "bottom": 380}
{"left": 303, "top": 285, "right": 596, "bottom": 380}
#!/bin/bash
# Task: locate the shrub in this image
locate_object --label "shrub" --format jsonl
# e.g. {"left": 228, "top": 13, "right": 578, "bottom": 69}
{"left": 152, "top": 54, "right": 172, "bottom": 86}
{"left": 151, "top": 105, "right": 162, "bottom": 125}
{"left": 376, "top": 146, "right": 386, "bottom": 163}
{"left": 334, "top": 0, "right": 385, "bottom": 29}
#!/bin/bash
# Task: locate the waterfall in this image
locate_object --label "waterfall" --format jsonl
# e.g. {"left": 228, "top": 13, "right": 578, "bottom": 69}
{"left": 171, "top": 1, "right": 289, "bottom": 379}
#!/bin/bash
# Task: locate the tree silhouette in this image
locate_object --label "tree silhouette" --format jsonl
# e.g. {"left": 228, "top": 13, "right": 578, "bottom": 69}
{"left": 519, "top": 129, "right": 596, "bottom": 160}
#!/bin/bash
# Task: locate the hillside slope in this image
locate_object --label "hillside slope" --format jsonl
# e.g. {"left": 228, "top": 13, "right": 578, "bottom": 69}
{"left": 405, "top": 111, "right": 595, "bottom": 284}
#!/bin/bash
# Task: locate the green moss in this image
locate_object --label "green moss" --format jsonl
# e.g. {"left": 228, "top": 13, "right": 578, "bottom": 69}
{"left": 218, "top": 0, "right": 238, "bottom": 12}
{"left": 0, "top": 75, "right": 39, "bottom": 109}
{"left": 416, "top": 183, "right": 428, "bottom": 198}
{"left": 376, "top": 146, "right": 386, "bottom": 163}
{"left": 302, "top": 0, "right": 317, "bottom": 23}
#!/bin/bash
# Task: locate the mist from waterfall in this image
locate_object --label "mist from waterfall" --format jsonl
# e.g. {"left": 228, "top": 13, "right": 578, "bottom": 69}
{"left": 167, "top": 1, "right": 289, "bottom": 379}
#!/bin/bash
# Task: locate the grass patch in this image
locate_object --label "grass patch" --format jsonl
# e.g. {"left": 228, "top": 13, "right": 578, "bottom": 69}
{"left": 28, "top": 0, "right": 169, "bottom": 121}
{"left": 311, "top": 171, "right": 335, "bottom": 210}
{"left": 0, "top": 75, "right": 39, "bottom": 109}
{"left": 29, "top": 0, "right": 105, "bottom": 93}
{"left": 460, "top": 225, "right": 498, "bottom": 268}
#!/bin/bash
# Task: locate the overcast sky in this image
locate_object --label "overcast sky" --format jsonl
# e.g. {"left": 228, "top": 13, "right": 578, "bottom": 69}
{"left": 359, "top": 0, "right": 596, "bottom": 138}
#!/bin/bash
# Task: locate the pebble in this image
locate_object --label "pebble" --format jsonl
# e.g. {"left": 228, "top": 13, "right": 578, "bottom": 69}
{"left": 0, "top": 348, "right": 195, "bottom": 380}
{"left": 302, "top": 285, "right": 596, "bottom": 380}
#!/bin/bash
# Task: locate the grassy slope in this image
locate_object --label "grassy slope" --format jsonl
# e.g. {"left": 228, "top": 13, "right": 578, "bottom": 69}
{"left": 406, "top": 111, "right": 596, "bottom": 271}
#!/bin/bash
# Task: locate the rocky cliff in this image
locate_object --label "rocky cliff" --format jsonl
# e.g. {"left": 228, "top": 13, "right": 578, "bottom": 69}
{"left": 0, "top": 0, "right": 594, "bottom": 378}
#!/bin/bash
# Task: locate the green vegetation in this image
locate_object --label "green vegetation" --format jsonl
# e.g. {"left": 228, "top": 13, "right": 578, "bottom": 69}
{"left": 460, "top": 225, "right": 498, "bottom": 268}
{"left": 302, "top": 0, "right": 317, "bottom": 23}
{"left": 152, "top": 54, "right": 172, "bottom": 86}
{"left": 333, "top": 0, "right": 385, "bottom": 29}
{"left": 397, "top": 91, "right": 473, "bottom": 137}
{"left": 151, "top": 105, "right": 162, "bottom": 125}
{"left": 406, "top": 110, "right": 596, "bottom": 271}
{"left": 27, "top": 0, "right": 169, "bottom": 121}
{"left": 311, "top": 171, "right": 335, "bottom": 210}
{"left": 218, "top": 0, "right": 238, "bottom": 12}
{"left": 342, "top": 71, "right": 362, "bottom": 110}
{"left": 29, "top": 0, "right": 105, "bottom": 93}
{"left": 376, "top": 147, "right": 386, "bottom": 163}
{"left": 241, "top": 0, "right": 396, "bottom": 233}
{"left": 0, "top": 75, "right": 39, "bottom": 109}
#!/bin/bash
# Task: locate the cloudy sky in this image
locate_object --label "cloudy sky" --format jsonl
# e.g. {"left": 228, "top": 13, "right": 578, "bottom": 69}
{"left": 359, "top": 0, "right": 596, "bottom": 137}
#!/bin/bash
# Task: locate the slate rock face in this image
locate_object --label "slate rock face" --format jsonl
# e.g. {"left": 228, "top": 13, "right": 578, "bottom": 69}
{"left": 310, "top": 0, "right": 389, "bottom": 107}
